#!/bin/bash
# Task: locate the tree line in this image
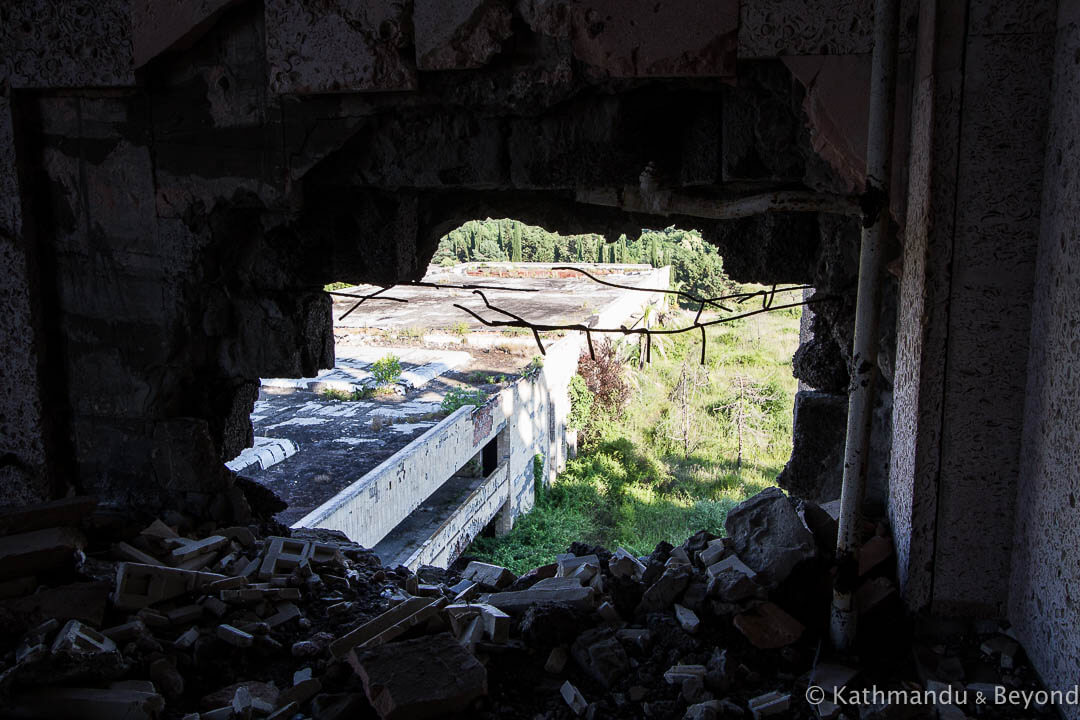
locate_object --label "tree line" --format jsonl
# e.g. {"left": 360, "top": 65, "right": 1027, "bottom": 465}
{"left": 432, "top": 219, "right": 733, "bottom": 304}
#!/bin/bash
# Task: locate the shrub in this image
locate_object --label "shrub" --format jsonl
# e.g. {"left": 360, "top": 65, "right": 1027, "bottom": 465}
{"left": 371, "top": 355, "right": 402, "bottom": 386}
{"left": 441, "top": 387, "right": 488, "bottom": 413}
{"left": 322, "top": 386, "right": 375, "bottom": 401}
{"left": 451, "top": 321, "right": 471, "bottom": 336}
{"left": 567, "top": 374, "right": 593, "bottom": 431}
{"left": 577, "top": 339, "right": 627, "bottom": 416}
{"left": 533, "top": 453, "right": 545, "bottom": 495}
{"left": 524, "top": 355, "right": 544, "bottom": 380}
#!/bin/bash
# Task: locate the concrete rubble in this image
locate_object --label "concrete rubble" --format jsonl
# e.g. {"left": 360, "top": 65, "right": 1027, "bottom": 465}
{"left": 0, "top": 489, "right": 1059, "bottom": 719}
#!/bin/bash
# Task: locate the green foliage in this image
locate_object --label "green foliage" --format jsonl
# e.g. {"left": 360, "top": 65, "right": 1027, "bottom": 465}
{"left": 441, "top": 387, "right": 488, "bottom": 413}
{"left": 467, "top": 285, "right": 800, "bottom": 574}
{"left": 371, "top": 355, "right": 402, "bottom": 386}
{"left": 566, "top": 374, "right": 593, "bottom": 431}
{"left": 511, "top": 224, "right": 523, "bottom": 263}
{"left": 433, "top": 221, "right": 732, "bottom": 309}
{"left": 524, "top": 355, "right": 544, "bottom": 380}
{"left": 324, "top": 282, "right": 350, "bottom": 292}
{"left": 321, "top": 386, "right": 374, "bottom": 401}
{"left": 533, "top": 453, "right": 545, "bottom": 495}
{"left": 450, "top": 321, "right": 471, "bottom": 337}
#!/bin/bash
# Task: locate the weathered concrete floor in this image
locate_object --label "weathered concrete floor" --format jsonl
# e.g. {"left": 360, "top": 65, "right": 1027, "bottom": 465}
{"left": 332, "top": 264, "right": 656, "bottom": 331}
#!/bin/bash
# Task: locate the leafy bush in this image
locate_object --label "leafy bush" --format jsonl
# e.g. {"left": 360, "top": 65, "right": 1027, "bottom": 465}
{"left": 324, "top": 282, "right": 350, "bottom": 292}
{"left": 566, "top": 374, "right": 594, "bottom": 431}
{"left": 441, "top": 387, "right": 488, "bottom": 413}
{"left": 524, "top": 355, "right": 544, "bottom": 380}
{"left": 371, "top": 355, "right": 402, "bottom": 386}
{"left": 577, "top": 339, "right": 627, "bottom": 417}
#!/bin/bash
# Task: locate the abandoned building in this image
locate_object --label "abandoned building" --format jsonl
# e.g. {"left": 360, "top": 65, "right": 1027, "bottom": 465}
{"left": 0, "top": 0, "right": 1078, "bottom": 718}
{"left": 235, "top": 263, "right": 668, "bottom": 568}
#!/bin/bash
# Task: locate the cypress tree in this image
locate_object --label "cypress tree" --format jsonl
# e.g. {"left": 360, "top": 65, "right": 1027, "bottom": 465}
{"left": 511, "top": 224, "right": 523, "bottom": 262}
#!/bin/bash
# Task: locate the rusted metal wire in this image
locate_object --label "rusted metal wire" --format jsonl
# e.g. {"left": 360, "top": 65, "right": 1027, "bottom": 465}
{"left": 328, "top": 270, "right": 831, "bottom": 365}
{"left": 330, "top": 279, "right": 541, "bottom": 321}
{"left": 453, "top": 287, "right": 834, "bottom": 363}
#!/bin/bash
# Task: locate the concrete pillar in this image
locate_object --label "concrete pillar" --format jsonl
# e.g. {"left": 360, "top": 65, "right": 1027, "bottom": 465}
{"left": 494, "top": 497, "right": 513, "bottom": 537}
{"left": 0, "top": 94, "right": 59, "bottom": 505}
{"left": 1007, "top": 5, "right": 1080, "bottom": 716}
{"left": 889, "top": 0, "right": 1055, "bottom": 617}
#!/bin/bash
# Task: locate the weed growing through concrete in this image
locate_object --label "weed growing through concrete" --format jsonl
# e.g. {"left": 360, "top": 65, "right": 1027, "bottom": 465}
{"left": 371, "top": 355, "right": 402, "bottom": 387}
{"left": 524, "top": 356, "right": 544, "bottom": 381}
{"left": 440, "top": 387, "right": 488, "bottom": 414}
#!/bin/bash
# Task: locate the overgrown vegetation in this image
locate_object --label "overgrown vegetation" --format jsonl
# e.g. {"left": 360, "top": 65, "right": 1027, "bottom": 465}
{"left": 370, "top": 355, "right": 402, "bottom": 387}
{"left": 432, "top": 220, "right": 733, "bottom": 306}
{"left": 468, "top": 287, "right": 800, "bottom": 573}
{"left": 441, "top": 387, "right": 488, "bottom": 414}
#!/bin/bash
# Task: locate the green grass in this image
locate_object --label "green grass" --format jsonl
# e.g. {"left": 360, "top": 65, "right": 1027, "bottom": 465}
{"left": 467, "top": 285, "right": 801, "bottom": 574}
{"left": 441, "top": 387, "right": 488, "bottom": 414}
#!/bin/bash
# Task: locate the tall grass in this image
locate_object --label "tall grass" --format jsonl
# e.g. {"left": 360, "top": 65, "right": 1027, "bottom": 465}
{"left": 468, "top": 286, "right": 802, "bottom": 574}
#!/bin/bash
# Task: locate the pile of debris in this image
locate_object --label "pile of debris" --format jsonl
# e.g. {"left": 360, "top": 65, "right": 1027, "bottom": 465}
{"left": 0, "top": 488, "right": 1056, "bottom": 719}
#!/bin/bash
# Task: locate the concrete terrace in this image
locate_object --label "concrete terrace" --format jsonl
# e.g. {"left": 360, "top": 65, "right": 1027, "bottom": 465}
{"left": 231, "top": 263, "right": 670, "bottom": 567}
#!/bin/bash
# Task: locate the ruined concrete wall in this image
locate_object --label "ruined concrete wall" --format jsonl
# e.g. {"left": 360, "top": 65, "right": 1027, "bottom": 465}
{"left": 1008, "top": 5, "right": 1080, "bottom": 715}
{"left": 929, "top": 0, "right": 1055, "bottom": 618}
{"left": 0, "top": 0, "right": 867, "bottom": 524}
{"left": 293, "top": 404, "right": 507, "bottom": 547}
{"left": 0, "top": 95, "right": 52, "bottom": 504}
{"left": 889, "top": 0, "right": 1056, "bottom": 616}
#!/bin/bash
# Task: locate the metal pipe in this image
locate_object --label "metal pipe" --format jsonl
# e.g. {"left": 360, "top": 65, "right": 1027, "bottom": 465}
{"left": 830, "top": 0, "right": 900, "bottom": 651}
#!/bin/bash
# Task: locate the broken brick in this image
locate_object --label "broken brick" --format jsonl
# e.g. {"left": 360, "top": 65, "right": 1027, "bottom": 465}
{"left": 171, "top": 535, "right": 228, "bottom": 562}
{"left": 610, "top": 548, "right": 646, "bottom": 580}
{"left": 560, "top": 681, "right": 588, "bottom": 716}
{"left": 330, "top": 596, "right": 444, "bottom": 658}
{"left": 259, "top": 537, "right": 312, "bottom": 579}
{"left": 462, "top": 560, "right": 516, "bottom": 589}
{"left": 733, "top": 602, "right": 804, "bottom": 649}
{"left": 749, "top": 690, "right": 790, "bottom": 718}
{"left": 51, "top": 619, "right": 117, "bottom": 655}
{"left": 216, "top": 624, "right": 254, "bottom": 647}
{"left": 350, "top": 633, "right": 487, "bottom": 720}
{"left": 113, "top": 563, "right": 224, "bottom": 610}
{"left": 546, "top": 645, "right": 569, "bottom": 673}
{"left": 674, "top": 603, "right": 700, "bottom": 634}
{"left": 0, "top": 527, "right": 86, "bottom": 580}
{"left": 638, "top": 565, "right": 691, "bottom": 613}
